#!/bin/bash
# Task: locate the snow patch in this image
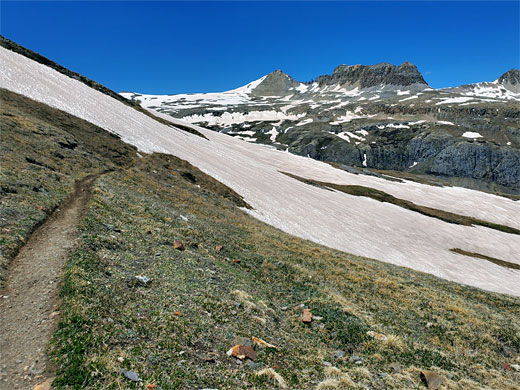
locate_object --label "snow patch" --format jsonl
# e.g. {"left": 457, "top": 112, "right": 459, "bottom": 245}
{"left": 436, "top": 97, "right": 474, "bottom": 105}
{"left": 182, "top": 111, "right": 303, "bottom": 126}
{"left": 462, "top": 132, "right": 483, "bottom": 139}
{"left": 268, "top": 127, "right": 278, "bottom": 142}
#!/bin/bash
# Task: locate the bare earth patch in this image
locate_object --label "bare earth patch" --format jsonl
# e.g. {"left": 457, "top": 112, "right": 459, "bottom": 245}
{"left": 0, "top": 174, "right": 98, "bottom": 389}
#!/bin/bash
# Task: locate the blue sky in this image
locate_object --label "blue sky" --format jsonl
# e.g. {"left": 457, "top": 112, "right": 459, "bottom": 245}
{"left": 1, "top": 1, "right": 519, "bottom": 93}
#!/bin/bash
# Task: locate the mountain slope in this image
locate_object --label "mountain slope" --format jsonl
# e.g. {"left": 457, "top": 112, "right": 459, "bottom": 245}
{"left": 1, "top": 44, "right": 519, "bottom": 297}
{"left": 122, "top": 65, "right": 520, "bottom": 194}
{"left": 0, "top": 39, "right": 519, "bottom": 390}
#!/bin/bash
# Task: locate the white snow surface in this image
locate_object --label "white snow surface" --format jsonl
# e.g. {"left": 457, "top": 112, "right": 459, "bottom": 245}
{"left": 462, "top": 132, "right": 483, "bottom": 139}
{"left": 268, "top": 127, "right": 278, "bottom": 142}
{"left": 181, "top": 111, "right": 303, "bottom": 126}
{"left": 119, "top": 75, "right": 267, "bottom": 110}
{"left": 459, "top": 82, "right": 520, "bottom": 101}
{"left": 435, "top": 96, "right": 475, "bottom": 105}
{"left": 2, "top": 46, "right": 519, "bottom": 296}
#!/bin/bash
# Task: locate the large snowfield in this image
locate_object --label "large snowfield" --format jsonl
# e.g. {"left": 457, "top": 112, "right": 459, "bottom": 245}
{"left": 1, "top": 46, "right": 519, "bottom": 296}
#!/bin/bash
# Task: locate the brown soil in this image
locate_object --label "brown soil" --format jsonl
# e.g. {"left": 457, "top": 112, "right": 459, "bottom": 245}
{"left": 0, "top": 174, "right": 100, "bottom": 390}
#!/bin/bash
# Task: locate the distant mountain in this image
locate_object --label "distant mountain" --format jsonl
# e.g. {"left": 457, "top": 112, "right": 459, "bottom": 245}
{"left": 315, "top": 61, "right": 428, "bottom": 89}
{"left": 444, "top": 69, "right": 520, "bottom": 99}
{"left": 121, "top": 65, "right": 520, "bottom": 193}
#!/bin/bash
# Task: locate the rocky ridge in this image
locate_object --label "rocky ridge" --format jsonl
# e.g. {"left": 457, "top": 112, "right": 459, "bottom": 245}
{"left": 315, "top": 61, "right": 428, "bottom": 89}
{"left": 121, "top": 64, "right": 520, "bottom": 194}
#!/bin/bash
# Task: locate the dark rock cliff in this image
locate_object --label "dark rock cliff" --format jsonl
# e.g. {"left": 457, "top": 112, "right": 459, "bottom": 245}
{"left": 315, "top": 62, "right": 428, "bottom": 88}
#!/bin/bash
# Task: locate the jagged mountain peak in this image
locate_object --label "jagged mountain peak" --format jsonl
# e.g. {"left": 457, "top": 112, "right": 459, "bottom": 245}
{"left": 498, "top": 69, "right": 520, "bottom": 86}
{"left": 317, "top": 61, "right": 428, "bottom": 89}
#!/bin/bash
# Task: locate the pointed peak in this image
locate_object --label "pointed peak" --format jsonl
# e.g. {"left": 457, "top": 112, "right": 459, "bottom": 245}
{"left": 268, "top": 69, "right": 288, "bottom": 75}
{"left": 250, "top": 69, "right": 298, "bottom": 96}
{"left": 397, "top": 61, "right": 418, "bottom": 69}
{"left": 497, "top": 69, "right": 520, "bottom": 86}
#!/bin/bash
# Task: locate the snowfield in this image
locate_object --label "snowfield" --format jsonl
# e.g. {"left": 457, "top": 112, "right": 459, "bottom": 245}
{"left": 1, "top": 46, "right": 519, "bottom": 296}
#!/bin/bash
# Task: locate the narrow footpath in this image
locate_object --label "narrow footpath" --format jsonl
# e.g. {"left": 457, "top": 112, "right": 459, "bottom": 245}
{"left": 0, "top": 174, "right": 99, "bottom": 390}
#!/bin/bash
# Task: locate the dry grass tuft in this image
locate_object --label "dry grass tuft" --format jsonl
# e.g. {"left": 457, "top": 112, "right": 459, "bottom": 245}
{"left": 316, "top": 374, "right": 357, "bottom": 389}
{"left": 256, "top": 368, "right": 288, "bottom": 389}
{"left": 231, "top": 289, "right": 257, "bottom": 310}
{"left": 383, "top": 334, "right": 405, "bottom": 351}
{"left": 324, "top": 366, "right": 343, "bottom": 378}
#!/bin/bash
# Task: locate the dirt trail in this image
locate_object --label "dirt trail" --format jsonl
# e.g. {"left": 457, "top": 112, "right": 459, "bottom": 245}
{"left": 0, "top": 174, "right": 100, "bottom": 390}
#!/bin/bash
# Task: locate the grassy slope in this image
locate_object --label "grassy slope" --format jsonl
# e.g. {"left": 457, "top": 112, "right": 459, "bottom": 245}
{"left": 0, "top": 89, "right": 136, "bottom": 287}
{"left": 1, "top": 90, "right": 519, "bottom": 390}
{"left": 52, "top": 154, "right": 520, "bottom": 389}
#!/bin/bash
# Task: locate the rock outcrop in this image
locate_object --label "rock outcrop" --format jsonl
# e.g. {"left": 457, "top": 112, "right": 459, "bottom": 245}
{"left": 315, "top": 62, "right": 428, "bottom": 89}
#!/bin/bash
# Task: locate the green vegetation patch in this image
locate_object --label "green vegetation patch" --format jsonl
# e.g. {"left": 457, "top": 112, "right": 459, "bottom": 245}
{"left": 450, "top": 248, "right": 520, "bottom": 270}
{"left": 281, "top": 171, "right": 520, "bottom": 235}
{"left": 0, "top": 89, "right": 136, "bottom": 287}
{"left": 50, "top": 153, "right": 520, "bottom": 389}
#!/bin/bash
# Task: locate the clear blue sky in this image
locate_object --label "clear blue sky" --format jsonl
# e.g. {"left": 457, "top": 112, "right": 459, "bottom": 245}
{"left": 1, "top": 1, "right": 519, "bottom": 93}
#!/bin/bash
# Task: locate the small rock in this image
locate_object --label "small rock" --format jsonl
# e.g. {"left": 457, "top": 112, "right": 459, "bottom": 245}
{"left": 121, "top": 369, "right": 141, "bottom": 382}
{"left": 389, "top": 362, "right": 401, "bottom": 373}
{"left": 314, "top": 316, "right": 323, "bottom": 321}
{"left": 420, "top": 370, "right": 444, "bottom": 390}
{"left": 323, "top": 361, "right": 332, "bottom": 367}
{"left": 349, "top": 355, "right": 364, "bottom": 364}
{"left": 511, "top": 364, "right": 520, "bottom": 371}
{"left": 135, "top": 275, "right": 152, "bottom": 285}
{"left": 333, "top": 350, "right": 345, "bottom": 359}
{"left": 174, "top": 240, "right": 185, "bottom": 250}
{"left": 215, "top": 245, "right": 224, "bottom": 252}
{"left": 226, "top": 345, "right": 257, "bottom": 361}
{"left": 174, "top": 311, "right": 182, "bottom": 317}
{"left": 232, "top": 259, "right": 241, "bottom": 264}
{"left": 281, "top": 306, "right": 288, "bottom": 311}
{"left": 179, "top": 215, "right": 188, "bottom": 222}
{"left": 247, "top": 360, "right": 259, "bottom": 369}
{"left": 117, "top": 357, "right": 124, "bottom": 363}
{"left": 378, "top": 372, "right": 388, "bottom": 378}
{"left": 302, "top": 308, "right": 312, "bottom": 323}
